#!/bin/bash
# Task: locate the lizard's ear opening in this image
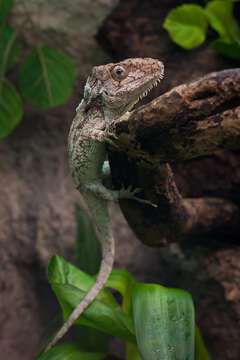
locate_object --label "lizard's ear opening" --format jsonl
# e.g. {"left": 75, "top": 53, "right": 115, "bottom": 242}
{"left": 111, "top": 65, "right": 128, "bottom": 81}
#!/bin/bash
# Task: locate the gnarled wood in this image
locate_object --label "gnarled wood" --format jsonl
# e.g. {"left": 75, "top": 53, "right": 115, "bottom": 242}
{"left": 109, "top": 69, "right": 240, "bottom": 245}
{"left": 113, "top": 69, "right": 240, "bottom": 163}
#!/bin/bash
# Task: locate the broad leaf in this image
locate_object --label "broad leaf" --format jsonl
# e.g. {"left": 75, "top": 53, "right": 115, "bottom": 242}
{"left": 74, "top": 325, "right": 108, "bottom": 353}
{"left": 0, "top": 79, "right": 23, "bottom": 138}
{"left": 36, "top": 342, "right": 107, "bottom": 360}
{"left": 163, "top": 4, "right": 208, "bottom": 49}
{"left": 51, "top": 283, "right": 136, "bottom": 343}
{"left": 0, "top": 26, "right": 20, "bottom": 72}
{"left": 205, "top": 1, "right": 240, "bottom": 43}
{"left": 47, "top": 255, "right": 136, "bottom": 343}
{"left": 19, "top": 46, "right": 76, "bottom": 109}
{"left": 47, "top": 255, "right": 118, "bottom": 310}
{"left": 106, "top": 269, "right": 136, "bottom": 314}
{"left": 107, "top": 269, "right": 136, "bottom": 298}
{"left": 106, "top": 270, "right": 139, "bottom": 358}
{"left": 132, "top": 283, "right": 195, "bottom": 360}
{"left": 0, "top": 0, "right": 14, "bottom": 23}
{"left": 75, "top": 204, "right": 102, "bottom": 276}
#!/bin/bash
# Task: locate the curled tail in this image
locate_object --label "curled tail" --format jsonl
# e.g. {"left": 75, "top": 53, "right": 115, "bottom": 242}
{"left": 45, "top": 194, "right": 114, "bottom": 353}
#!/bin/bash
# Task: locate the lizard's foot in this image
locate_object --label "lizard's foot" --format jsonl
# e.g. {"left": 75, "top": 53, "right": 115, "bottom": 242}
{"left": 119, "top": 185, "right": 157, "bottom": 207}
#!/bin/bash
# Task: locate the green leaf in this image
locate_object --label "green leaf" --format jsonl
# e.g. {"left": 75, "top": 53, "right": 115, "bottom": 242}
{"left": 126, "top": 342, "right": 142, "bottom": 360}
{"left": 106, "top": 269, "right": 136, "bottom": 314}
{"left": 51, "top": 283, "right": 136, "bottom": 343}
{"left": 0, "top": 0, "right": 14, "bottom": 24}
{"left": 0, "top": 26, "right": 20, "bottom": 72}
{"left": 0, "top": 79, "right": 23, "bottom": 138}
{"left": 36, "top": 342, "right": 107, "bottom": 360}
{"left": 211, "top": 38, "right": 240, "bottom": 59}
{"left": 75, "top": 204, "right": 102, "bottom": 276}
{"left": 132, "top": 283, "right": 195, "bottom": 360}
{"left": 19, "top": 45, "right": 76, "bottom": 109}
{"left": 107, "top": 269, "right": 136, "bottom": 298}
{"left": 205, "top": 1, "right": 240, "bottom": 43}
{"left": 163, "top": 4, "right": 208, "bottom": 49}
{"left": 47, "top": 255, "right": 119, "bottom": 310}
{"left": 74, "top": 325, "right": 109, "bottom": 353}
{"left": 195, "top": 326, "right": 212, "bottom": 360}
{"left": 47, "top": 255, "right": 136, "bottom": 343}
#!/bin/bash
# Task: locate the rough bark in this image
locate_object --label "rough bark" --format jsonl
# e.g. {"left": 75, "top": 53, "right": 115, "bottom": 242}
{"left": 108, "top": 69, "right": 240, "bottom": 245}
{"left": 115, "top": 69, "right": 240, "bottom": 163}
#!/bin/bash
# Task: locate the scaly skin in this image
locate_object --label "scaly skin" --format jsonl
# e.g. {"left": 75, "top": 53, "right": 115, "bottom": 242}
{"left": 45, "top": 58, "right": 164, "bottom": 352}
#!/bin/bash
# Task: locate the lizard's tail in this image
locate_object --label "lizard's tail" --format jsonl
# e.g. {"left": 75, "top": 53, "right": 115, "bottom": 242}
{"left": 45, "top": 195, "right": 114, "bottom": 353}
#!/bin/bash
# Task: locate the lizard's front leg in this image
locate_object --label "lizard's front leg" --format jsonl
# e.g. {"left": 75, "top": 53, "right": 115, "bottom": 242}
{"left": 89, "top": 123, "right": 117, "bottom": 146}
{"left": 89, "top": 129, "right": 106, "bottom": 142}
{"left": 87, "top": 127, "right": 156, "bottom": 206}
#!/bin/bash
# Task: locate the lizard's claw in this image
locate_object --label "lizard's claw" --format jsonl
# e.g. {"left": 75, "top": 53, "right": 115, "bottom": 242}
{"left": 119, "top": 185, "right": 157, "bottom": 207}
{"left": 119, "top": 185, "right": 139, "bottom": 197}
{"left": 105, "top": 137, "right": 117, "bottom": 147}
{"left": 107, "top": 131, "right": 118, "bottom": 140}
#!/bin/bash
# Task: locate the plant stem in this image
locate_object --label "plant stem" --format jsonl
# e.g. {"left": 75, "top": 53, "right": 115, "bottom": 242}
{"left": 36, "top": 45, "right": 54, "bottom": 106}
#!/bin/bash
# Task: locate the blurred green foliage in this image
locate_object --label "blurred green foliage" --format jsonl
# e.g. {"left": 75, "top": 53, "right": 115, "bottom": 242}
{"left": 163, "top": 0, "right": 240, "bottom": 59}
{"left": 0, "top": 0, "right": 76, "bottom": 139}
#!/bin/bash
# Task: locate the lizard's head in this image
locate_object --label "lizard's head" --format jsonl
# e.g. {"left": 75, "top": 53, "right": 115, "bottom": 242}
{"left": 84, "top": 58, "right": 164, "bottom": 122}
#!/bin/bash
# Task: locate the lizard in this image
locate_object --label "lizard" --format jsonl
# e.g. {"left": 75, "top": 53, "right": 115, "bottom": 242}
{"left": 45, "top": 57, "right": 164, "bottom": 352}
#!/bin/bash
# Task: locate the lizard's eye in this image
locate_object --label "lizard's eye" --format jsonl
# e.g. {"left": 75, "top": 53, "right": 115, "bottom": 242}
{"left": 115, "top": 67, "right": 124, "bottom": 75}
{"left": 111, "top": 66, "right": 127, "bottom": 80}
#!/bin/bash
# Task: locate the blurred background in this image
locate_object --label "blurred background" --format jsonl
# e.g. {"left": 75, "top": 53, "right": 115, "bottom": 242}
{"left": 0, "top": 0, "right": 240, "bottom": 359}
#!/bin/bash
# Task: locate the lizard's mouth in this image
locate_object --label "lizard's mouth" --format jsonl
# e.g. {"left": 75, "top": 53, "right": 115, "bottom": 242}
{"left": 130, "top": 68, "right": 164, "bottom": 110}
{"left": 138, "top": 74, "right": 164, "bottom": 101}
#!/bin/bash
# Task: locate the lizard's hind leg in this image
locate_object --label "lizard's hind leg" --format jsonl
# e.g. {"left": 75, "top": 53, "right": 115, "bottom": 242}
{"left": 85, "top": 181, "right": 156, "bottom": 206}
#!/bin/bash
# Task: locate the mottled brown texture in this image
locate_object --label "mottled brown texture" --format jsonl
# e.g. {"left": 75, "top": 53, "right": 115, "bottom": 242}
{"left": 108, "top": 69, "right": 240, "bottom": 245}
{"left": 113, "top": 69, "right": 240, "bottom": 163}
{"left": 0, "top": 104, "right": 77, "bottom": 359}
{"left": 197, "top": 248, "right": 240, "bottom": 359}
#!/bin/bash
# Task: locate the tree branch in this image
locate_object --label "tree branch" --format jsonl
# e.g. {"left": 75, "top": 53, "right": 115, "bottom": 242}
{"left": 109, "top": 69, "right": 240, "bottom": 246}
